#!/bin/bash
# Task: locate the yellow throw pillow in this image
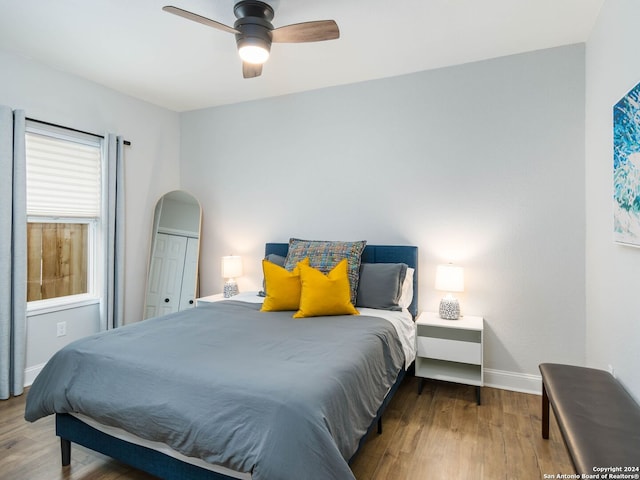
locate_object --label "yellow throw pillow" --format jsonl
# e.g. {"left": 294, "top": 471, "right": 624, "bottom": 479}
{"left": 294, "top": 259, "right": 359, "bottom": 318}
{"left": 261, "top": 258, "right": 309, "bottom": 311}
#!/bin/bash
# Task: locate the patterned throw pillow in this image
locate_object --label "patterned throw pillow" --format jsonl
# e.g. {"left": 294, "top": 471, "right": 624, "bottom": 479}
{"left": 284, "top": 238, "right": 367, "bottom": 304}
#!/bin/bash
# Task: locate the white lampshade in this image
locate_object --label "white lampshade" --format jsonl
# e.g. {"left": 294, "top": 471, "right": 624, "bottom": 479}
{"left": 435, "top": 264, "right": 464, "bottom": 293}
{"left": 221, "top": 256, "right": 243, "bottom": 279}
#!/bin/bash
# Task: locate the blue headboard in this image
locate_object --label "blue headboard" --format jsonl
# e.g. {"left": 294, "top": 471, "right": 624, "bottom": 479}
{"left": 265, "top": 243, "right": 419, "bottom": 318}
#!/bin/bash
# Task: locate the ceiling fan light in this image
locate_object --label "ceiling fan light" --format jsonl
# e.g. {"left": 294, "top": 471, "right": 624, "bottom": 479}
{"left": 238, "top": 44, "right": 270, "bottom": 64}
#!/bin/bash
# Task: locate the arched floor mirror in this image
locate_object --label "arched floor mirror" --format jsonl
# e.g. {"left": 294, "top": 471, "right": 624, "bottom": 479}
{"left": 144, "top": 190, "right": 202, "bottom": 319}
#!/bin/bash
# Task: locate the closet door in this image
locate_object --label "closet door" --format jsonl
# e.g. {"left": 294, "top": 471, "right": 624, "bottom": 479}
{"left": 178, "top": 237, "right": 199, "bottom": 311}
{"left": 144, "top": 233, "right": 188, "bottom": 318}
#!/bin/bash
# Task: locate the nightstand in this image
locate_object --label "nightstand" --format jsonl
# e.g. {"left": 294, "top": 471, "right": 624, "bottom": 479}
{"left": 195, "top": 293, "right": 225, "bottom": 306}
{"left": 415, "top": 311, "right": 484, "bottom": 404}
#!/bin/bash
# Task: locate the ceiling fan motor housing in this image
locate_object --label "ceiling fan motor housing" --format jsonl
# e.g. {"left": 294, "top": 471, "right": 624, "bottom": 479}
{"left": 234, "top": 17, "right": 273, "bottom": 53}
{"left": 233, "top": 0, "right": 274, "bottom": 21}
{"left": 234, "top": 1, "right": 274, "bottom": 58}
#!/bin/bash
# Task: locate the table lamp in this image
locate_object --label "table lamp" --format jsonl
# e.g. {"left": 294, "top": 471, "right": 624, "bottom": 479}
{"left": 222, "top": 255, "right": 242, "bottom": 298}
{"left": 435, "top": 264, "right": 464, "bottom": 320}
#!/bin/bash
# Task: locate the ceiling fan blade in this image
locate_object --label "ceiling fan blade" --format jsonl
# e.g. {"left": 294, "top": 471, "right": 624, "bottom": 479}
{"left": 163, "top": 6, "right": 240, "bottom": 35}
{"left": 272, "top": 20, "right": 339, "bottom": 43}
{"left": 243, "top": 62, "right": 263, "bottom": 79}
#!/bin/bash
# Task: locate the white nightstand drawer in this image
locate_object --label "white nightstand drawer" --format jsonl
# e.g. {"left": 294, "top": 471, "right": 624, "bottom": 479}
{"left": 416, "top": 336, "right": 481, "bottom": 365}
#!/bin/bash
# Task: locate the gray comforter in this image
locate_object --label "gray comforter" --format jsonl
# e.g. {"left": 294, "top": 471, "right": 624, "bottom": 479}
{"left": 25, "top": 300, "right": 405, "bottom": 480}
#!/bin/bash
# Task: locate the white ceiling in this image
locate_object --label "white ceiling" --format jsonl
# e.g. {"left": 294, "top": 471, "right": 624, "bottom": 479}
{"left": 0, "top": 0, "right": 603, "bottom": 112}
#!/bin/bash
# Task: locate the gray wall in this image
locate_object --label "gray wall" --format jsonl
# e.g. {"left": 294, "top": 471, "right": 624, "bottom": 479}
{"left": 585, "top": 0, "right": 640, "bottom": 402}
{"left": 181, "top": 44, "right": 586, "bottom": 390}
{"left": 0, "top": 49, "right": 181, "bottom": 379}
{"left": 1, "top": 34, "right": 600, "bottom": 394}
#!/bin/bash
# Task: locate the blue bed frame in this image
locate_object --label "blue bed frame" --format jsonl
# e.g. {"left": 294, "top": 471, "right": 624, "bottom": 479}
{"left": 56, "top": 243, "right": 418, "bottom": 479}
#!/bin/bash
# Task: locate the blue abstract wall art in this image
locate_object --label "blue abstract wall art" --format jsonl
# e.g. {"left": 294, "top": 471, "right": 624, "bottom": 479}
{"left": 613, "top": 80, "right": 640, "bottom": 246}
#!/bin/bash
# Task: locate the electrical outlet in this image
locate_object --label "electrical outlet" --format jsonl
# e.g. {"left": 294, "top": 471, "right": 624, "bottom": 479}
{"left": 56, "top": 321, "right": 66, "bottom": 337}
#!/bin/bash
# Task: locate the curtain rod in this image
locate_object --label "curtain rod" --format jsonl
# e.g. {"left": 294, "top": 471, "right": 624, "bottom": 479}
{"left": 26, "top": 117, "right": 132, "bottom": 146}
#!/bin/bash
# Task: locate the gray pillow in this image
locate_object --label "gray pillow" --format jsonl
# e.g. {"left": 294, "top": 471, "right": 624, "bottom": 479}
{"left": 356, "top": 263, "right": 408, "bottom": 311}
{"left": 265, "top": 253, "right": 285, "bottom": 267}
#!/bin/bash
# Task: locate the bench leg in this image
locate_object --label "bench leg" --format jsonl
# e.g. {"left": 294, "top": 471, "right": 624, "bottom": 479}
{"left": 542, "top": 382, "right": 550, "bottom": 439}
{"left": 61, "top": 438, "right": 71, "bottom": 466}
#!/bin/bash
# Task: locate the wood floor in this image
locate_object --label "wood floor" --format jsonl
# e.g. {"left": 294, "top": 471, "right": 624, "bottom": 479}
{"left": 1, "top": 376, "right": 574, "bottom": 479}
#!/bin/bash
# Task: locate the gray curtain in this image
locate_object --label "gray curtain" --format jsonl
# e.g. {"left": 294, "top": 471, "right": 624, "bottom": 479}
{"left": 0, "top": 106, "right": 27, "bottom": 400}
{"left": 102, "top": 134, "right": 125, "bottom": 330}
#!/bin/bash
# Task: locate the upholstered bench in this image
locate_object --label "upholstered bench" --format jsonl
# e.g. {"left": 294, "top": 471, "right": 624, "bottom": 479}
{"left": 539, "top": 363, "right": 640, "bottom": 474}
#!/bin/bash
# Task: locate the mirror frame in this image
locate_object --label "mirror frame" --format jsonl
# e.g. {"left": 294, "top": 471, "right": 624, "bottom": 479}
{"left": 143, "top": 190, "right": 202, "bottom": 319}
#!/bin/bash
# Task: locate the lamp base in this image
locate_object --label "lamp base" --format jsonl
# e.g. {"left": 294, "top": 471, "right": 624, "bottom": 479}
{"left": 439, "top": 294, "right": 460, "bottom": 320}
{"left": 223, "top": 279, "right": 239, "bottom": 298}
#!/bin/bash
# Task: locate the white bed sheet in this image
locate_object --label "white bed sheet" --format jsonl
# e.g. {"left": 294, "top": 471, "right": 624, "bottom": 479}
{"left": 72, "top": 413, "right": 251, "bottom": 479}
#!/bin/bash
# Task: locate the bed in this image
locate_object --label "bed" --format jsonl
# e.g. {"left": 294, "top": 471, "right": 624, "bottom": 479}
{"left": 25, "top": 242, "right": 418, "bottom": 480}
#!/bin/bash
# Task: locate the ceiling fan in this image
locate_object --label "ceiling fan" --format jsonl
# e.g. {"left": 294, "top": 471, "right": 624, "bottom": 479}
{"left": 163, "top": 1, "right": 340, "bottom": 79}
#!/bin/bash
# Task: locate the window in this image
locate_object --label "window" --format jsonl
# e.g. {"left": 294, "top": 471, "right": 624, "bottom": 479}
{"left": 25, "top": 123, "right": 103, "bottom": 311}
{"left": 27, "top": 221, "right": 91, "bottom": 301}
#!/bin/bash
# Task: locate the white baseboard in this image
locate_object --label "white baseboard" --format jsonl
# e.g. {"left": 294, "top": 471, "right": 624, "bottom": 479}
{"left": 484, "top": 368, "right": 543, "bottom": 395}
{"left": 24, "top": 363, "right": 46, "bottom": 388}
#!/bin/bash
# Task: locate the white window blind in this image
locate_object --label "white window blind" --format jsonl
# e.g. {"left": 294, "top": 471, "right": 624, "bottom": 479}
{"left": 25, "top": 131, "right": 102, "bottom": 217}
